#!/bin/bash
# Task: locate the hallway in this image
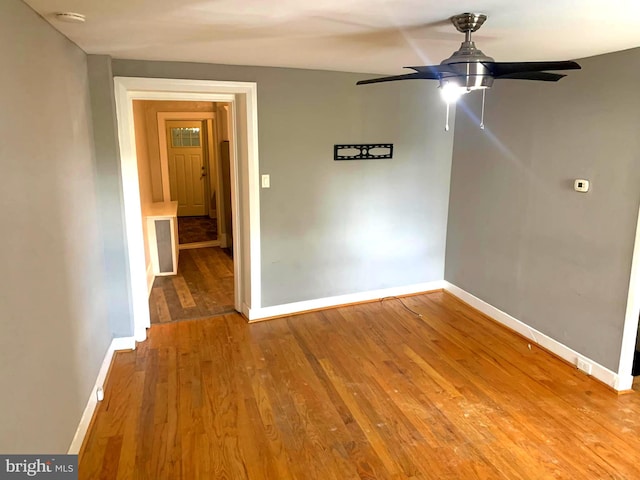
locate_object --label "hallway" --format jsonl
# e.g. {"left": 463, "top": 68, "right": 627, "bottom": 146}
{"left": 149, "top": 247, "right": 234, "bottom": 324}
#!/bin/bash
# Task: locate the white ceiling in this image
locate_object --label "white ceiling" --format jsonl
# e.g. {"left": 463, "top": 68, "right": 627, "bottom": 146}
{"left": 24, "top": 0, "right": 640, "bottom": 74}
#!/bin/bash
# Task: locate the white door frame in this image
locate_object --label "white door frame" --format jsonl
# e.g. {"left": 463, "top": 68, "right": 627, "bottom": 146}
{"left": 113, "top": 77, "right": 261, "bottom": 342}
{"left": 617, "top": 205, "right": 640, "bottom": 386}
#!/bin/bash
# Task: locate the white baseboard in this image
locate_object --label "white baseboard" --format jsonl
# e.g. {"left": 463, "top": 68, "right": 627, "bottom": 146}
{"left": 68, "top": 336, "right": 136, "bottom": 454}
{"left": 146, "top": 262, "right": 155, "bottom": 298}
{"left": 110, "top": 336, "right": 136, "bottom": 351}
{"left": 248, "top": 281, "right": 447, "bottom": 321}
{"left": 444, "top": 282, "right": 633, "bottom": 392}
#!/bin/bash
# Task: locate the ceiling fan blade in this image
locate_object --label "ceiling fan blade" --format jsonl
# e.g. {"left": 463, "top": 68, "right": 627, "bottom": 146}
{"left": 485, "top": 61, "right": 581, "bottom": 76}
{"left": 313, "top": 17, "right": 483, "bottom": 47}
{"left": 495, "top": 71, "right": 566, "bottom": 82}
{"left": 357, "top": 71, "right": 440, "bottom": 85}
{"left": 405, "top": 65, "right": 455, "bottom": 74}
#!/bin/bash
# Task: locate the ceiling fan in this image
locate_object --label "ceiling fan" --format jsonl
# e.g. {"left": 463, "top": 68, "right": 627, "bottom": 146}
{"left": 357, "top": 13, "right": 581, "bottom": 130}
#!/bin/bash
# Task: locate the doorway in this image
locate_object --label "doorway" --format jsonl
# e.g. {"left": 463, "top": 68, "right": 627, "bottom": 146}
{"left": 633, "top": 327, "right": 640, "bottom": 377}
{"left": 155, "top": 109, "right": 228, "bottom": 250}
{"left": 617, "top": 204, "right": 640, "bottom": 389}
{"left": 166, "top": 119, "right": 217, "bottom": 247}
{"left": 114, "top": 77, "right": 262, "bottom": 342}
{"left": 143, "top": 104, "right": 235, "bottom": 324}
{"left": 166, "top": 120, "right": 209, "bottom": 217}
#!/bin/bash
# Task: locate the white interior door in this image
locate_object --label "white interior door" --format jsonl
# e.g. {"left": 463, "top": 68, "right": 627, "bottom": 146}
{"left": 166, "top": 120, "right": 208, "bottom": 217}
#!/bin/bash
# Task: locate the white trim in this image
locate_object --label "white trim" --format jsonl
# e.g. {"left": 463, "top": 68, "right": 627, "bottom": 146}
{"left": 68, "top": 336, "right": 136, "bottom": 454}
{"left": 113, "top": 77, "right": 261, "bottom": 343}
{"left": 618, "top": 205, "right": 640, "bottom": 379}
{"left": 146, "top": 262, "right": 154, "bottom": 297}
{"left": 226, "top": 94, "right": 251, "bottom": 310}
{"left": 114, "top": 80, "right": 151, "bottom": 343}
{"left": 110, "top": 336, "right": 136, "bottom": 351}
{"left": 241, "top": 302, "right": 251, "bottom": 319}
{"left": 443, "top": 282, "right": 633, "bottom": 391}
{"left": 179, "top": 240, "right": 221, "bottom": 250}
{"left": 245, "top": 88, "right": 262, "bottom": 309}
{"left": 247, "top": 281, "right": 447, "bottom": 321}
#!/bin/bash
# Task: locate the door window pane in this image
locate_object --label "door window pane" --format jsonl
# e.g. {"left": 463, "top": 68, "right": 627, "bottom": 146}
{"left": 171, "top": 127, "right": 201, "bottom": 147}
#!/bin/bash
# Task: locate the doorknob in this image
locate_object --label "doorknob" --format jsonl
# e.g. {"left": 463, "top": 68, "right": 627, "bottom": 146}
{"left": 201, "top": 166, "right": 207, "bottom": 179}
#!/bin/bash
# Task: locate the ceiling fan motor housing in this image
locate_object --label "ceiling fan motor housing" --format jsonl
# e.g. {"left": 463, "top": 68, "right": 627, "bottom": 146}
{"left": 440, "top": 13, "right": 494, "bottom": 91}
{"left": 439, "top": 45, "right": 495, "bottom": 90}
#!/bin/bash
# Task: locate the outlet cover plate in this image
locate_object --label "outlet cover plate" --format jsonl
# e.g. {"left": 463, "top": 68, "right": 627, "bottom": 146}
{"left": 577, "top": 358, "right": 593, "bottom": 375}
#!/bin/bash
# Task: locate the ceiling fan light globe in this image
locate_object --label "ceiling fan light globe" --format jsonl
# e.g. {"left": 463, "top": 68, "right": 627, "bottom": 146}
{"left": 440, "top": 82, "right": 469, "bottom": 104}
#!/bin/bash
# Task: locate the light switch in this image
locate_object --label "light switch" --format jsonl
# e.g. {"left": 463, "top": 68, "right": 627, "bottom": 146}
{"left": 261, "top": 174, "right": 270, "bottom": 188}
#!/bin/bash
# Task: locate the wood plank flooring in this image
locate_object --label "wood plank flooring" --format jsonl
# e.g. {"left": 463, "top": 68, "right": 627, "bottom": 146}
{"left": 81, "top": 291, "right": 640, "bottom": 479}
{"left": 149, "top": 247, "right": 235, "bottom": 324}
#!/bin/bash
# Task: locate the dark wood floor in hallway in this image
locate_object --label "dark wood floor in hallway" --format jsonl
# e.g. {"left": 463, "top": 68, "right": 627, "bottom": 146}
{"left": 149, "top": 247, "right": 235, "bottom": 324}
{"left": 80, "top": 291, "right": 640, "bottom": 479}
{"left": 177, "top": 216, "right": 217, "bottom": 244}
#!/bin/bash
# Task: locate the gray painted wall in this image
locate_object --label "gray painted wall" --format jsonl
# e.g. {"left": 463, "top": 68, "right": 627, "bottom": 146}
{"left": 111, "top": 60, "right": 455, "bottom": 307}
{"left": 446, "top": 48, "right": 640, "bottom": 371}
{"left": 87, "top": 56, "right": 134, "bottom": 337}
{"left": 0, "top": 0, "right": 112, "bottom": 452}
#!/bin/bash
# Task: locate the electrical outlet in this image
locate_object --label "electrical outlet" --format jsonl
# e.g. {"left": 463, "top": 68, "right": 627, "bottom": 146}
{"left": 96, "top": 387, "right": 104, "bottom": 402}
{"left": 577, "top": 358, "right": 592, "bottom": 375}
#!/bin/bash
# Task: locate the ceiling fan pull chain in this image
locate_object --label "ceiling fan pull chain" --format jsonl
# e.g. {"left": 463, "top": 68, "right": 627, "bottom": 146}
{"left": 445, "top": 102, "right": 451, "bottom": 132}
{"left": 480, "top": 89, "right": 486, "bottom": 130}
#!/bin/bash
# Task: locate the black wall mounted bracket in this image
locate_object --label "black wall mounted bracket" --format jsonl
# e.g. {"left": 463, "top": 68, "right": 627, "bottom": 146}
{"left": 334, "top": 144, "right": 393, "bottom": 160}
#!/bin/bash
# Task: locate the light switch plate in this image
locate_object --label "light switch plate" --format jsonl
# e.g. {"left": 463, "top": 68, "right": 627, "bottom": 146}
{"left": 261, "top": 174, "right": 270, "bottom": 188}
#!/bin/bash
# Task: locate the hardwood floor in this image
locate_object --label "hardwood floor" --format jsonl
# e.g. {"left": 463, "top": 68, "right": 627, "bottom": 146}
{"left": 149, "top": 247, "right": 234, "bottom": 324}
{"left": 81, "top": 291, "right": 640, "bottom": 479}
